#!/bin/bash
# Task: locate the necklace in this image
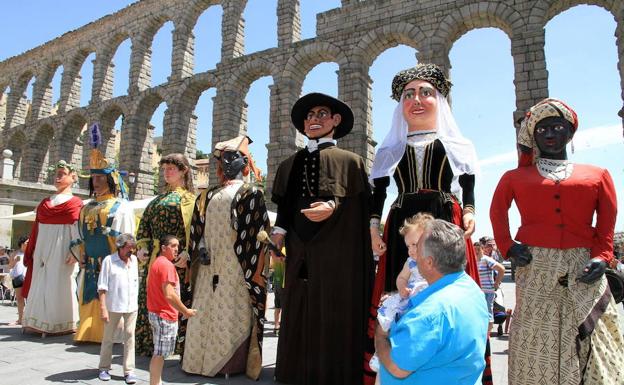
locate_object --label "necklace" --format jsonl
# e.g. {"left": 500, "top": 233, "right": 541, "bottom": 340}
{"left": 407, "top": 129, "right": 436, "bottom": 137}
{"left": 536, "top": 158, "right": 573, "bottom": 182}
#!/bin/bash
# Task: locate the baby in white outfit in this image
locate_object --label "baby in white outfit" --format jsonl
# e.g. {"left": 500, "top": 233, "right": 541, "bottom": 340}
{"left": 369, "top": 213, "right": 432, "bottom": 375}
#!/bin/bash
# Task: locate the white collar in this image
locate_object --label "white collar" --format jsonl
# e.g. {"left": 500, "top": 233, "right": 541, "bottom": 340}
{"left": 223, "top": 179, "right": 244, "bottom": 188}
{"left": 111, "top": 252, "right": 134, "bottom": 265}
{"left": 50, "top": 193, "right": 73, "bottom": 207}
{"left": 306, "top": 138, "right": 336, "bottom": 152}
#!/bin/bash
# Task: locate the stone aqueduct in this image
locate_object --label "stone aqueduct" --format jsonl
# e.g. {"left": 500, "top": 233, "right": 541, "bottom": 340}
{"left": 0, "top": 0, "right": 623, "bottom": 199}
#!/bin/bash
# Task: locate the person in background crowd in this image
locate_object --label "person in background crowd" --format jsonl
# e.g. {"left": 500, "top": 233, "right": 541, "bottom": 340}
{"left": 270, "top": 247, "right": 285, "bottom": 333}
{"left": 617, "top": 255, "right": 624, "bottom": 273}
{"left": 0, "top": 246, "right": 9, "bottom": 265}
{"left": 479, "top": 237, "right": 503, "bottom": 263}
{"left": 8, "top": 235, "right": 29, "bottom": 326}
{"left": 476, "top": 240, "right": 506, "bottom": 335}
{"left": 0, "top": 246, "right": 11, "bottom": 298}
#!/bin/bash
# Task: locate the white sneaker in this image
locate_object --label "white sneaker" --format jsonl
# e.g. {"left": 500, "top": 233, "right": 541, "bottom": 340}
{"left": 98, "top": 370, "right": 111, "bottom": 381}
{"left": 124, "top": 372, "right": 138, "bottom": 384}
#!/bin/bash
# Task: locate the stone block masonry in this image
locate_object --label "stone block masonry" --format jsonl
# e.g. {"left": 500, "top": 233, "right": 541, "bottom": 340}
{"left": 0, "top": 0, "right": 622, "bottom": 201}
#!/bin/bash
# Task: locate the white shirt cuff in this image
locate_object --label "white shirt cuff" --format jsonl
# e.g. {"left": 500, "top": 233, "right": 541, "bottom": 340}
{"left": 272, "top": 226, "right": 287, "bottom": 235}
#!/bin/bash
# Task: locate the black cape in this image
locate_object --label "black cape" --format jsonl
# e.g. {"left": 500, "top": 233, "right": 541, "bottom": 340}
{"left": 272, "top": 145, "right": 374, "bottom": 385}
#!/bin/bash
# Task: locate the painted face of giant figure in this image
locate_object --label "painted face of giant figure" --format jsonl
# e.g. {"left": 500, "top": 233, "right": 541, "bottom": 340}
{"left": 91, "top": 174, "right": 111, "bottom": 196}
{"left": 303, "top": 105, "right": 342, "bottom": 139}
{"left": 401, "top": 79, "right": 438, "bottom": 131}
{"left": 220, "top": 150, "right": 248, "bottom": 180}
{"left": 533, "top": 116, "right": 574, "bottom": 160}
{"left": 54, "top": 166, "right": 77, "bottom": 192}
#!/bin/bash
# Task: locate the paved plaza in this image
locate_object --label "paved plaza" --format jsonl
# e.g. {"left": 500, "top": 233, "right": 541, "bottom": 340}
{"left": 0, "top": 276, "right": 508, "bottom": 385}
{"left": 2, "top": 270, "right": 621, "bottom": 385}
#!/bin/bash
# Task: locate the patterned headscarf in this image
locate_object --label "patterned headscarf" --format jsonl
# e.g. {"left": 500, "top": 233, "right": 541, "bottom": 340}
{"left": 391, "top": 63, "right": 452, "bottom": 101}
{"left": 517, "top": 98, "right": 578, "bottom": 166}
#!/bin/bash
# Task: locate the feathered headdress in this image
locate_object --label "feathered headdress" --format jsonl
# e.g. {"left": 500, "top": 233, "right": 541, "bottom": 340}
{"left": 87, "top": 122, "right": 128, "bottom": 198}
{"left": 88, "top": 123, "right": 110, "bottom": 171}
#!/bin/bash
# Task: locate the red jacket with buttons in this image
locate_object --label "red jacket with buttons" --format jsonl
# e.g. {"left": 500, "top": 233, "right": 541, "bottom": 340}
{"left": 490, "top": 164, "right": 617, "bottom": 263}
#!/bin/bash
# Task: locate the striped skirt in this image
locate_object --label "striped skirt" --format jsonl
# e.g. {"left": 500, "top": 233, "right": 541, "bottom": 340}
{"left": 510, "top": 246, "right": 624, "bottom": 385}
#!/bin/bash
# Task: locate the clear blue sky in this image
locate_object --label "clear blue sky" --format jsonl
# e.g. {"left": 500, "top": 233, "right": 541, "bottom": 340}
{"left": 1, "top": 1, "right": 622, "bottom": 237}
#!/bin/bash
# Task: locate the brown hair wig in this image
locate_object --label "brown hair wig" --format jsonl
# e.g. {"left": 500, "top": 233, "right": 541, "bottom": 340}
{"left": 159, "top": 153, "right": 194, "bottom": 193}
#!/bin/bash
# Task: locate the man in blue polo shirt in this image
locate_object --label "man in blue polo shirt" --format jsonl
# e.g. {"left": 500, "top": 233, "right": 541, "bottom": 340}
{"left": 375, "top": 219, "right": 488, "bottom": 385}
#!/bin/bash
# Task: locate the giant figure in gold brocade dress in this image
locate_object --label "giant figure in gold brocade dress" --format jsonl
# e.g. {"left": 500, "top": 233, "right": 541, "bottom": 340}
{"left": 74, "top": 128, "right": 135, "bottom": 343}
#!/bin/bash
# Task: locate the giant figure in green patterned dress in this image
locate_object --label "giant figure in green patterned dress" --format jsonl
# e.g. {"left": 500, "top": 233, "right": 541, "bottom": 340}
{"left": 135, "top": 153, "right": 195, "bottom": 356}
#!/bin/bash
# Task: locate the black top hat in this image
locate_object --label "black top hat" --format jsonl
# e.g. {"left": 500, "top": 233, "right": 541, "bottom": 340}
{"left": 290, "top": 93, "right": 354, "bottom": 140}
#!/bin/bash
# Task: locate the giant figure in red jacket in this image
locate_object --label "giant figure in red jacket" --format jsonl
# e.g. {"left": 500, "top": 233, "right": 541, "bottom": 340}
{"left": 490, "top": 98, "right": 624, "bottom": 385}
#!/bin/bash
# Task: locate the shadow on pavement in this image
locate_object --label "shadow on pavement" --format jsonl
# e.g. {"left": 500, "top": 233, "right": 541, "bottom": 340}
{"left": 163, "top": 366, "right": 276, "bottom": 384}
{"left": 45, "top": 368, "right": 97, "bottom": 383}
{"left": 0, "top": 326, "right": 77, "bottom": 345}
{"left": 66, "top": 342, "right": 102, "bottom": 356}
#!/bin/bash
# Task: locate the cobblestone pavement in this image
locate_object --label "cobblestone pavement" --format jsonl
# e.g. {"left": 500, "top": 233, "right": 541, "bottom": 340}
{"left": 3, "top": 271, "right": 620, "bottom": 385}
